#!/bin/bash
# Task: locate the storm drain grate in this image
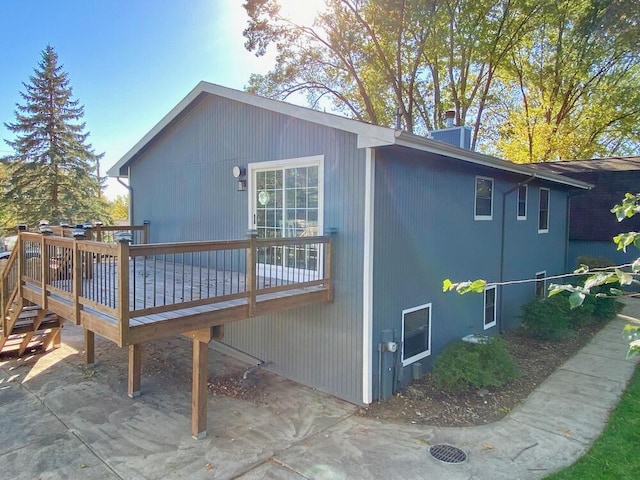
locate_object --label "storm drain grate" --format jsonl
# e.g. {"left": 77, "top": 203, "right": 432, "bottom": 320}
{"left": 429, "top": 444, "right": 467, "bottom": 464}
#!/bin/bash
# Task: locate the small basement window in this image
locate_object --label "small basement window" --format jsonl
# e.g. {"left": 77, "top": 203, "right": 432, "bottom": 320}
{"left": 401, "top": 303, "right": 432, "bottom": 366}
{"left": 484, "top": 286, "right": 497, "bottom": 330}
{"left": 475, "top": 176, "right": 493, "bottom": 220}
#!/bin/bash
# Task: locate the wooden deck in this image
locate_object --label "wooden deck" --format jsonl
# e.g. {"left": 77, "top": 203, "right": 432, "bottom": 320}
{"left": 4, "top": 227, "right": 334, "bottom": 438}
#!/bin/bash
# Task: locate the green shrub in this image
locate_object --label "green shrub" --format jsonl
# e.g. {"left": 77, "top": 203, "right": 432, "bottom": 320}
{"left": 520, "top": 295, "right": 571, "bottom": 341}
{"left": 431, "top": 336, "right": 519, "bottom": 393}
{"left": 568, "top": 296, "right": 596, "bottom": 329}
{"left": 589, "top": 293, "right": 624, "bottom": 321}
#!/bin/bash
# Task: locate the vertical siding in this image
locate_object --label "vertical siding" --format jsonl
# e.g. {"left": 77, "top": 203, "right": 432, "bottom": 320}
{"left": 130, "top": 95, "right": 366, "bottom": 404}
{"left": 569, "top": 240, "right": 638, "bottom": 269}
{"left": 371, "top": 148, "right": 572, "bottom": 398}
{"left": 500, "top": 187, "right": 569, "bottom": 330}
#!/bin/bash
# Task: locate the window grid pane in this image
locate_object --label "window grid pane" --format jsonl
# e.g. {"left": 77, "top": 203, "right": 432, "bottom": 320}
{"left": 402, "top": 305, "right": 431, "bottom": 363}
{"left": 484, "top": 287, "right": 496, "bottom": 327}
{"left": 517, "top": 185, "right": 527, "bottom": 218}
{"left": 256, "top": 165, "right": 319, "bottom": 271}
{"left": 539, "top": 189, "right": 550, "bottom": 231}
{"left": 475, "top": 177, "right": 493, "bottom": 218}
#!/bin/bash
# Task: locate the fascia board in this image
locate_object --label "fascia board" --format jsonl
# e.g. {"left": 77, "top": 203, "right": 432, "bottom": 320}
{"left": 393, "top": 132, "right": 593, "bottom": 190}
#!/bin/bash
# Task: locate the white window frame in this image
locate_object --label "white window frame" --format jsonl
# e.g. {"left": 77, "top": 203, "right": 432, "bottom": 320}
{"left": 535, "top": 271, "right": 547, "bottom": 299}
{"left": 538, "top": 187, "right": 550, "bottom": 234}
{"left": 483, "top": 286, "right": 497, "bottom": 330}
{"left": 248, "top": 155, "right": 324, "bottom": 281}
{"left": 474, "top": 176, "right": 494, "bottom": 221}
{"left": 401, "top": 303, "right": 432, "bottom": 366}
{"left": 517, "top": 184, "right": 527, "bottom": 220}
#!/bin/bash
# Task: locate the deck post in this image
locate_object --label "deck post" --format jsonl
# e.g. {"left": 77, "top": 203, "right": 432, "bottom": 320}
{"left": 84, "top": 329, "right": 95, "bottom": 366}
{"left": 40, "top": 234, "right": 48, "bottom": 308}
{"left": 142, "top": 221, "right": 150, "bottom": 244}
{"left": 191, "top": 337, "right": 208, "bottom": 439}
{"left": 52, "top": 327, "right": 62, "bottom": 349}
{"left": 324, "top": 228, "right": 337, "bottom": 302}
{"left": 16, "top": 232, "right": 25, "bottom": 304}
{"left": 117, "top": 239, "right": 131, "bottom": 347}
{"left": 247, "top": 230, "right": 257, "bottom": 317}
{"left": 73, "top": 240, "right": 82, "bottom": 324}
{"left": 128, "top": 343, "right": 142, "bottom": 398}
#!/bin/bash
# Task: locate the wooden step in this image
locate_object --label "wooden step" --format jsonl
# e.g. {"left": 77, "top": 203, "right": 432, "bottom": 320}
{"left": 1, "top": 308, "right": 61, "bottom": 356}
{"left": 10, "top": 315, "right": 60, "bottom": 335}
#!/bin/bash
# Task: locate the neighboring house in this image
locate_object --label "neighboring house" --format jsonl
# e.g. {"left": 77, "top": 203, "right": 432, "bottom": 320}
{"left": 534, "top": 157, "right": 640, "bottom": 269}
{"left": 107, "top": 82, "right": 590, "bottom": 405}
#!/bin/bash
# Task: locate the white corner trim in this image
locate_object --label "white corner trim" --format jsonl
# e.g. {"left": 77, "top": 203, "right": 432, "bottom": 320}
{"left": 362, "top": 148, "right": 375, "bottom": 404}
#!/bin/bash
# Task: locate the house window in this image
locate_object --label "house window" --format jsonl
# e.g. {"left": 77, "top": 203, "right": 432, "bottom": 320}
{"left": 475, "top": 176, "right": 493, "bottom": 220}
{"left": 517, "top": 185, "right": 527, "bottom": 220}
{"left": 484, "top": 286, "right": 497, "bottom": 330}
{"left": 535, "top": 271, "right": 547, "bottom": 299}
{"left": 401, "top": 303, "right": 432, "bottom": 366}
{"left": 249, "top": 156, "right": 323, "bottom": 279}
{"left": 538, "top": 188, "right": 550, "bottom": 233}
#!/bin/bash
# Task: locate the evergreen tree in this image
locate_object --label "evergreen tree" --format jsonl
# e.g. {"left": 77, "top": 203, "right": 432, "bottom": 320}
{"left": 2, "top": 45, "right": 111, "bottom": 229}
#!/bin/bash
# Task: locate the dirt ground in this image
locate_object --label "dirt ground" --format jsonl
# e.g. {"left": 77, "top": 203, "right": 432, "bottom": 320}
{"left": 357, "top": 322, "right": 606, "bottom": 427}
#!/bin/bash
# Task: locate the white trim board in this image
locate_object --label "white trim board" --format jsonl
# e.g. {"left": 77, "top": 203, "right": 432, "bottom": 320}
{"left": 362, "top": 148, "right": 375, "bottom": 405}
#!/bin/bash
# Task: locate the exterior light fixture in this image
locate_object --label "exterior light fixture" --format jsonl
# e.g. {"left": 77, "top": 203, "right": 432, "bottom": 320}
{"left": 114, "top": 231, "right": 133, "bottom": 243}
{"left": 38, "top": 220, "right": 52, "bottom": 235}
{"left": 72, "top": 224, "right": 86, "bottom": 239}
{"left": 232, "top": 165, "right": 247, "bottom": 191}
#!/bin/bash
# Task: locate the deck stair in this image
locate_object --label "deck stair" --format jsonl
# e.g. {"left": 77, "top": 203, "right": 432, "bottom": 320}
{"left": 1, "top": 305, "right": 61, "bottom": 356}
{"left": 1, "top": 246, "right": 61, "bottom": 356}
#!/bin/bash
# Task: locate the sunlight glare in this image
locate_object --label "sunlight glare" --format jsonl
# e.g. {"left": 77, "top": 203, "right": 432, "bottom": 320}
{"left": 278, "top": 0, "right": 326, "bottom": 25}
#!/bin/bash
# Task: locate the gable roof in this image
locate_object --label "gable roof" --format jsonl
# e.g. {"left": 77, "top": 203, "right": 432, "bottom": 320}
{"left": 107, "top": 81, "right": 590, "bottom": 190}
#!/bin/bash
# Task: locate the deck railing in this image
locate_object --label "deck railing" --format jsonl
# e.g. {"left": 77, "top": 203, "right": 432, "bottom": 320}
{"left": 1, "top": 247, "right": 20, "bottom": 333}
{"left": 47, "top": 223, "right": 150, "bottom": 244}
{"left": 16, "top": 229, "right": 334, "bottom": 345}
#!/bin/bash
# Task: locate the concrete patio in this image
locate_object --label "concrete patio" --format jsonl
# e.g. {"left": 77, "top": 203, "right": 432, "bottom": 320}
{"left": 1, "top": 299, "right": 638, "bottom": 479}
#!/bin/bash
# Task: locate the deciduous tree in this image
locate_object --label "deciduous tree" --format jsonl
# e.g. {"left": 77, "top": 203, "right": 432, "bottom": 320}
{"left": 496, "top": 0, "right": 640, "bottom": 162}
{"left": 242, "top": 0, "right": 640, "bottom": 160}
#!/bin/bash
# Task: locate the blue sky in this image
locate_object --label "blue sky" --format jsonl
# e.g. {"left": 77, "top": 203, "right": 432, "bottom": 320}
{"left": 0, "top": 0, "right": 297, "bottom": 199}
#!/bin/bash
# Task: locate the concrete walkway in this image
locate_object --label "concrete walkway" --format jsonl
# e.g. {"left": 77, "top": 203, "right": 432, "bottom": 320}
{"left": 1, "top": 300, "right": 638, "bottom": 479}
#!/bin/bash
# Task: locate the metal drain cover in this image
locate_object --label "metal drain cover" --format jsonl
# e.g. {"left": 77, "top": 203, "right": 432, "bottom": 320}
{"left": 429, "top": 444, "right": 467, "bottom": 464}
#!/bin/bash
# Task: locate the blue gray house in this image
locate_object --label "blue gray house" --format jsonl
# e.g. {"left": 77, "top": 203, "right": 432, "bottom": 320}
{"left": 534, "top": 157, "right": 640, "bottom": 269}
{"left": 108, "top": 82, "right": 590, "bottom": 405}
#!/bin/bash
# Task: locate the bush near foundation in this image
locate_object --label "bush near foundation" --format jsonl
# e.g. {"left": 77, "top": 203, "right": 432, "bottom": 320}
{"left": 520, "top": 291, "right": 623, "bottom": 341}
{"left": 431, "top": 336, "right": 519, "bottom": 393}
{"left": 520, "top": 295, "right": 572, "bottom": 340}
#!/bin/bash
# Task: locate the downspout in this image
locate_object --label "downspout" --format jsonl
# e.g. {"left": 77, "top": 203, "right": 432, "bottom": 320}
{"left": 117, "top": 166, "right": 134, "bottom": 226}
{"left": 499, "top": 175, "right": 536, "bottom": 334}
{"left": 565, "top": 191, "right": 581, "bottom": 273}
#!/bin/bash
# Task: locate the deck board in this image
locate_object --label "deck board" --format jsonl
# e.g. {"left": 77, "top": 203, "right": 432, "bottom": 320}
{"left": 23, "top": 256, "right": 329, "bottom": 345}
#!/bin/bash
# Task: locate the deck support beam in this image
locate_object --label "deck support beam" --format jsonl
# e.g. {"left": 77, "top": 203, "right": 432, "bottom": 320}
{"left": 84, "top": 329, "right": 95, "bottom": 366}
{"left": 128, "top": 344, "right": 142, "bottom": 398}
{"left": 191, "top": 336, "right": 209, "bottom": 439}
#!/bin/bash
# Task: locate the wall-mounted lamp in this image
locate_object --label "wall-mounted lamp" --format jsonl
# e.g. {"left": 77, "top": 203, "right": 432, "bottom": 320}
{"left": 38, "top": 219, "right": 53, "bottom": 235}
{"left": 232, "top": 165, "right": 247, "bottom": 191}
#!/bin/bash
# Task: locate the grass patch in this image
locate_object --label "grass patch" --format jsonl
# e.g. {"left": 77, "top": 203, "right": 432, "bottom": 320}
{"left": 545, "top": 365, "right": 640, "bottom": 479}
